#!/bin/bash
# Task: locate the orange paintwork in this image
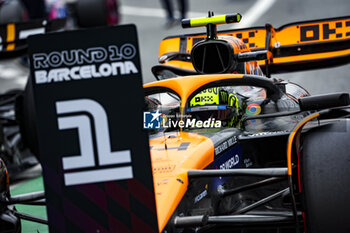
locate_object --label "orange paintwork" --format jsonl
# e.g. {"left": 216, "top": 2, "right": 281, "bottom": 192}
{"left": 144, "top": 74, "right": 244, "bottom": 232}
{"left": 159, "top": 34, "right": 257, "bottom": 73}
{"left": 274, "top": 19, "right": 350, "bottom": 46}
{"left": 6, "top": 24, "right": 15, "bottom": 51}
{"left": 144, "top": 74, "right": 244, "bottom": 111}
{"left": 158, "top": 16, "right": 350, "bottom": 71}
{"left": 220, "top": 36, "right": 251, "bottom": 54}
{"left": 158, "top": 37, "right": 181, "bottom": 58}
{"left": 158, "top": 28, "right": 267, "bottom": 59}
{"left": 149, "top": 17, "right": 350, "bottom": 231}
{"left": 215, "top": 28, "right": 267, "bottom": 50}
{"left": 158, "top": 31, "right": 266, "bottom": 75}
{"left": 273, "top": 48, "right": 350, "bottom": 64}
{"left": 162, "top": 60, "right": 195, "bottom": 71}
{"left": 268, "top": 17, "right": 350, "bottom": 64}
{"left": 150, "top": 132, "right": 214, "bottom": 232}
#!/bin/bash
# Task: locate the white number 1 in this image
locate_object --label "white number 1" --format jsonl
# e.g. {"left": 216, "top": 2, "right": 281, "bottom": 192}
{"left": 56, "top": 99, "right": 133, "bottom": 186}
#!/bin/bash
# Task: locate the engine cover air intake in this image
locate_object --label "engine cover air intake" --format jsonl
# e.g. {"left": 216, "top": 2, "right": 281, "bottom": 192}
{"left": 191, "top": 40, "right": 236, "bottom": 74}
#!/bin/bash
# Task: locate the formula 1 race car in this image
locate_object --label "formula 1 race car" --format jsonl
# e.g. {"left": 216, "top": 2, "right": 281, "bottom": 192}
{"left": 1, "top": 12, "right": 350, "bottom": 233}
{"left": 0, "top": 18, "right": 66, "bottom": 177}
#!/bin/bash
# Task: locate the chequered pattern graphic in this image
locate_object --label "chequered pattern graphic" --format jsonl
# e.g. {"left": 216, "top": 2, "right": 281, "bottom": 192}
{"left": 190, "top": 29, "right": 267, "bottom": 51}
{"left": 43, "top": 164, "right": 158, "bottom": 233}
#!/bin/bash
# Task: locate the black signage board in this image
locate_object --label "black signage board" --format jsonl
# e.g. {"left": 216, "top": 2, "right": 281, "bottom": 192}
{"left": 27, "top": 25, "right": 158, "bottom": 233}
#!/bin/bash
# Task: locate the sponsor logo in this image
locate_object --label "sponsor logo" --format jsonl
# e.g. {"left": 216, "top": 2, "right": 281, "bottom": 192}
{"left": 194, "top": 189, "right": 208, "bottom": 204}
{"left": 56, "top": 98, "right": 133, "bottom": 186}
{"left": 212, "top": 144, "right": 242, "bottom": 190}
{"left": 219, "top": 154, "right": 240, "bottom": 170}
{"left": 33, "top": 44, "right": 139, "bottom": 84}
{"left": 214, "top": 136, "right": 237, "bottom": 155}
{"left": 244, "top": 158, "right": 253, "bottom": 168}
{"left": 300, "top": 22, "right": 350, "bottom": 42}
{"left": 153, "top": 165, "right": 176, "bottom": 175}
{"left": 195, "top": 95, "right": 214, "bottom": 102}
{"left": 246, "top": 130, "right": 289, "bottom": 137}
{"left": 246, "top": 103, "right": 261, "bottom": 116}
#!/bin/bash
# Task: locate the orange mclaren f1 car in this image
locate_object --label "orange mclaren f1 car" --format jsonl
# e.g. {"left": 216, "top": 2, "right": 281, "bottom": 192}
{"left": 143, "top": 12, "right": 350, "bottom": 233}
{"left": 1, "top": 12, "right": 350, "bottom": 233}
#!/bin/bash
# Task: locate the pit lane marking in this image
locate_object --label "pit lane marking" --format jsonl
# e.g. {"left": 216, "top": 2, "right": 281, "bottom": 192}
{"left": 121, "top": 0, "right": 276, "bottom": 29}
{"left": 120, "top": 5, "right": 207, "bottom": 19}
{"left": 229, "top": 0, "right": 276, "bottom": 29}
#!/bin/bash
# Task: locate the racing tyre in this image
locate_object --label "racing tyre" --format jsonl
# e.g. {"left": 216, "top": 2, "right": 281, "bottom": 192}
{"left": 76, "top": 0, "right": 108, "bottom": 27}
{"left": 300, "top": 119, "right": 350, "bottom": 233}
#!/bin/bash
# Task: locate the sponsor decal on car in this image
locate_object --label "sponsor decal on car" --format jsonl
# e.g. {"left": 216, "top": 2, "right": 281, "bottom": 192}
{"left": 214, "top": 136, "right": 237, "bottom": 155}
{"left": 194, "top": 189, "right": 208, "bottom": 204}
{"left": 212, "top": 144, "right": 242, "bottom": 190}
{"left": 219, "top": 154, "right": 240, "bottom": 170}
{"left": 246, "top": 103, "right": 261, "bottom": 115}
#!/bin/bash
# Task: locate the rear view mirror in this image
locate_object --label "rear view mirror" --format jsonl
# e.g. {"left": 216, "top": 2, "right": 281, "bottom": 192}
{"left": 298, "top": 93, "right": 350, "bottom": 111}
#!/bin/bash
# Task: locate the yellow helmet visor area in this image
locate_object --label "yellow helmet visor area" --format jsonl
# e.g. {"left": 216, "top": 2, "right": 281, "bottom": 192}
{"left": 190, "top": 87, "right": 220, "bottom": 107}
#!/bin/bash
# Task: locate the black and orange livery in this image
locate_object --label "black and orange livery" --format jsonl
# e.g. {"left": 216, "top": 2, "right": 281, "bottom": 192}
{"left": 157, "top": 15, "right": 350, "bottom": 76}
{"left": 145, "top": 13, "right": 350, "bottom": 233}
{"left": 144, "top": 73, "right": 350, "bottom": 233}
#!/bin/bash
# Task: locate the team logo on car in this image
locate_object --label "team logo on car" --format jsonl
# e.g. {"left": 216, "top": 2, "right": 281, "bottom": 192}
{"left": 246, "top": 103, "right": 261, "bottom": 115}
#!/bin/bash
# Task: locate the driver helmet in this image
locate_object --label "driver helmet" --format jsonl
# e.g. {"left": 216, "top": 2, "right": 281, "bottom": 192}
{"left": 188, "top": 87, "right": 241, "bottom": 127}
